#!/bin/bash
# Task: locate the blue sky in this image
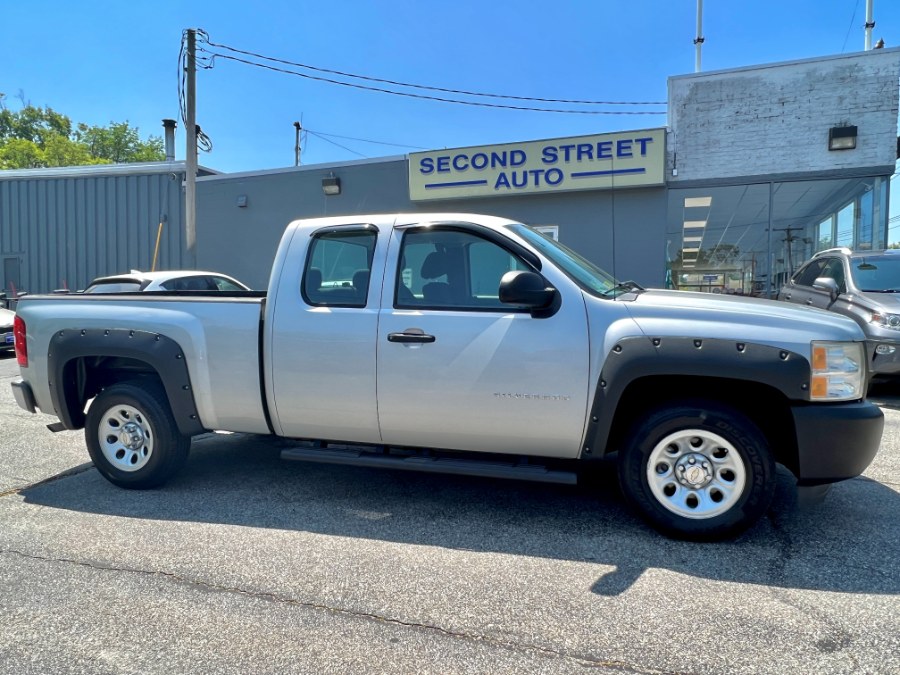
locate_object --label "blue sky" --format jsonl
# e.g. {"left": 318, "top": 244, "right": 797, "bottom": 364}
{"left": 3, "top": 1, "right": 900, "bottom": 173}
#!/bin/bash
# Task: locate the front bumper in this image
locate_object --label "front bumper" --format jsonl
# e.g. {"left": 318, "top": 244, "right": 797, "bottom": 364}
{"left": 791, "top": 401, "right": 883, "bottom": 485}
{"left": 11, "top": 379, "right": 36, "bottom": 414}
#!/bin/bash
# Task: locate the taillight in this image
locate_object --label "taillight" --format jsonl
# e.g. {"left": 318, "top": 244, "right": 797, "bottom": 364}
{"left": 14, "top": 316, "right": 27, "bottom": 367}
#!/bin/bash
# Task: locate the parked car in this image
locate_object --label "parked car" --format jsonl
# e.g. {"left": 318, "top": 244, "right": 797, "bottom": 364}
{"left": 84, "top": 270, "right": 250, "bottom": 293}
{"left": 0, "top": 306, "right": 14, "bottom": 352}
{"left": 11, "top": 214, "right": 883, "bottom": 540}
{"left": 777, "top": 247, "right": 900, "bottom": 377}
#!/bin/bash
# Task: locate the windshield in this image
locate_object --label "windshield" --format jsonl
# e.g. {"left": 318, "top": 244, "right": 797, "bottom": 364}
{"left": 506, "top": 224, "right": 622, "bottom": 296}
{"left": 851, "top": 255, "right": 900, "bottom": 292}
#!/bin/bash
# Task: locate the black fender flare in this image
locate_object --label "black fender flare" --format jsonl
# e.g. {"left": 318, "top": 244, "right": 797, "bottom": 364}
{"left": 580, "top": 336, "right": 812, "bottom": 458}
{"left": 47, "top": 328, "right": 206, "bottom": 436}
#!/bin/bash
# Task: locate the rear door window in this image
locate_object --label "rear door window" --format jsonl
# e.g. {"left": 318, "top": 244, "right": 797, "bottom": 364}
{"left": 161, "top": 276, "right": 216, "bottom": 291}
{"left": 303, "top": 229, "right": 377, "bottom": 307}
{"left": 211, "top": 276, "right": 245, "bottom": 291}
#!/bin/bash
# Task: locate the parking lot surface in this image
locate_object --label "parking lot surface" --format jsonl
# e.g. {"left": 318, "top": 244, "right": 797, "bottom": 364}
{"left": 1, "top": 353, "right": 899, "bottom": 674}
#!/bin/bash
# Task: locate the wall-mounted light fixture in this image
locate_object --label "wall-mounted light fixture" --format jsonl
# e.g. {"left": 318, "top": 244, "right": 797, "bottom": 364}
{"left": 828, "top": 125, "right": 857, "bottom": 151}
{"left": 322, "top": 173, "right": 341, "bottom": 195}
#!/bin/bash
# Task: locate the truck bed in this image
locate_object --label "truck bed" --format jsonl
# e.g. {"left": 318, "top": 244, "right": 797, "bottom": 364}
{"left": 16, "top": 292, "right": 271, "bottom": 434}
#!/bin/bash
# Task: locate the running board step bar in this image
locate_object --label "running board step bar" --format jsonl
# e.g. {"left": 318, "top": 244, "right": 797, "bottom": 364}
{"left": 280, "top": 445, "right": 577, "bottom": 485}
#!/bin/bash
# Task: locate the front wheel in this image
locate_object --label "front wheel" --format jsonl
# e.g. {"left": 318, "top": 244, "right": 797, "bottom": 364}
{"left": 618, "top": 401, "right": 775, "bottom": 540}
{"left": 85, "top": 381, "right": 191, "bottom": 489}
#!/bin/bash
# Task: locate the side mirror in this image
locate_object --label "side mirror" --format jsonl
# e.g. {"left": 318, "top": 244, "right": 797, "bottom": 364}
{"left": 499, "top": 271, "right": 558, "bottom": 312}
{"left": 812, "top": 277, "right": 840, "bottom": 303}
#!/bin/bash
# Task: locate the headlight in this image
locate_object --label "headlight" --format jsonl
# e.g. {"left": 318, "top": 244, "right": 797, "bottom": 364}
{"left": 870, "top": 312, "right": 900, "bottom": 330}
{"left": 810, "top": 341, "right": 865, "bottom": 401}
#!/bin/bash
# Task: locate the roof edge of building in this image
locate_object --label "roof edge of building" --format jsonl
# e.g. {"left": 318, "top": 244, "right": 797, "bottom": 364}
{"left": 669, "top": 46, "right": 900, "bottom": 82}
{"left": 196, "top": 155, "right": 407, "bottom": 182}
{"left": 0, "top": 161, "right": 220, "bottom": 181}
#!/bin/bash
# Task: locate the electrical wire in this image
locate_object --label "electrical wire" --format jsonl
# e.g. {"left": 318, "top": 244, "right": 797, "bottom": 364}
{"left": 197, "top": 126, "right": 213, "bottom": 153}
{"left": 841, "top": 0, "right": 862, "bottom": 53}
{"left": 198, "top": 48, "right": 666, "bottom": 115}
{"left": 199, "top": 34, "right": 666, "bottom": 107}
{"left": 178, "top": 30, "right": 187, "bottom": 126}
{"left": 307, "top": 129, "right": 429, "bottom": 151}
{"left": 305, "top": 130, "right": 368, "bottom": 158}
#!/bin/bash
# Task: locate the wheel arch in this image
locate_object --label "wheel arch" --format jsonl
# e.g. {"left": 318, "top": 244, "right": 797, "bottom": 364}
{"left": 603, "top": 375, "right": 799, "bottom": 476}
{"left": 47, "top": 329, "right": 205, "bottom": 436}
{"left": 582, "top": 337, "right": 810, "bottom": 478}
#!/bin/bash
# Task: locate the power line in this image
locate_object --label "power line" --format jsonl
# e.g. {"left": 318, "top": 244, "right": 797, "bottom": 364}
{"left": 200, "top": 35, "right": 666, "bottom": 107}
{"left": 305, "top": 130, "right": 368, "bottom": 158}
{"left": 841, "top": 0, "right": 862, "bottom": 53}
{"left": 198, "top": 49, "right": 666, "bottom": 115}
{"left": 307, "top": 129, "right": 429, "bottom": 151}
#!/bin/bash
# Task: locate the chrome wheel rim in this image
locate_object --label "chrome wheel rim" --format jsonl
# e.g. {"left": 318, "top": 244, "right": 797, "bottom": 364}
{"left": 646, "top": 429, "right": 747, "bottom": 519}
{"left": 98, "top": 404, "right": 154, "bottom": 472}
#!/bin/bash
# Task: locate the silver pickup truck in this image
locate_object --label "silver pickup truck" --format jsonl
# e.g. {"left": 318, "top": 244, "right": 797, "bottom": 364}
{"left": 10, "top": 213, "right": 884, "bottom": 539}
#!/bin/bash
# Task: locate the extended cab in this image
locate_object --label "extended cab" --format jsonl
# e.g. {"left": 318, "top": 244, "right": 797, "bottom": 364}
{"left": 10, "top": 213, "right": 885, "bottom": 539}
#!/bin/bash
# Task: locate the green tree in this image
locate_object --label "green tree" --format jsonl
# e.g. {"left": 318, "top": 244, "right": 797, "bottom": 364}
{"left": 0, "top": 137, "right": 44, "bottom": 169}
{"left": 43, "top": 134, "right": 109, "bottom": 167}
{"left": 74, "top": 122, "right": 165, "bottom": 163}
{"left": 0, "top": 93, "right": 164, "bottom": 168}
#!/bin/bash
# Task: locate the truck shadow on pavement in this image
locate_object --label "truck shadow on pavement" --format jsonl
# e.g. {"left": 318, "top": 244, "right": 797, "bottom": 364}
{"left": 20, "top": 432, "right": 900, "bottom": 597}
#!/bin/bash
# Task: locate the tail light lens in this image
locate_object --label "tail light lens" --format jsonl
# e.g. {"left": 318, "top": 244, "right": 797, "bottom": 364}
{"left": 14, "top": 316, "right": 27, "bottom": 367}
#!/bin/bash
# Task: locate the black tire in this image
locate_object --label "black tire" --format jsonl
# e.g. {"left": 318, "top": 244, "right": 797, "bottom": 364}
{"left": 85, "top": 381, "right": 191, "bottom": 489}
{"left": 618, "top": 400, "right": 775, "bottom": 541}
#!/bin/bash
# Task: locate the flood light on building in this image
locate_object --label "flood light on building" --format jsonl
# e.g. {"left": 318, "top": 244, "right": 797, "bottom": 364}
{"left": 828, "top": 125, "right": 857, "bottom": 151}
{"left": 322, "top": 173, "right": 341, "bottom": 195}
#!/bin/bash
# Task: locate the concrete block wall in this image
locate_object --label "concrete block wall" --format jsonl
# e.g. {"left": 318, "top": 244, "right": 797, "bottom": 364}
{"left": 668, "top": 49, "right": 900, "bottom": 182}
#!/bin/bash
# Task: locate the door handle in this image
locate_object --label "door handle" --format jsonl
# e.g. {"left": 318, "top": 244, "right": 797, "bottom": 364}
{"left": 784, "top": 294, "right": 791, "bottom": 300}
{"left": 806, "top": 299, "right": 813, "bottom": 305}
{"left": 388, "top": 332, "right": 436, "bottom": 344}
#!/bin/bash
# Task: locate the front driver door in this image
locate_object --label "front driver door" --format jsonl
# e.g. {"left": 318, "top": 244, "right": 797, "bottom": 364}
{"left": 376, "top": 223, "right": 590, "bottom": 459}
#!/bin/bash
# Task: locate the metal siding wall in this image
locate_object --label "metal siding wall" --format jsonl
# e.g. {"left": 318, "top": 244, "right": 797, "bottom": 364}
{"left": 0, "top": 170, "right": 188, "bottom": 294}
{"left": 196, "top": 160, "right": 669, "bottom": 289}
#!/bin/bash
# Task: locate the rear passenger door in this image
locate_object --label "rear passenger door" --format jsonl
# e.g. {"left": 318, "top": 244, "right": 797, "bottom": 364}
{"left": 269, "top": 224, "right": 383, "bottom": 443}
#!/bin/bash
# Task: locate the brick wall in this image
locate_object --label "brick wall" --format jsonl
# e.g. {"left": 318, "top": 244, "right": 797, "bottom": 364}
{"left": 668, "top": 49, "right": 900, "bottom": 182}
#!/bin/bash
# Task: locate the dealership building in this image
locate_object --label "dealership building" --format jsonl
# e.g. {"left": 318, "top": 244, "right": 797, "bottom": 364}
{"left": 2, "top": 48, "right": 900, "bottom": 296}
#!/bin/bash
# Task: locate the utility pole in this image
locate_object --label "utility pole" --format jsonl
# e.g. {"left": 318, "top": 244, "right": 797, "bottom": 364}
{"left": 775, "top": 226, "right": 804, "bottom": 278}
{"left": 694, "top": 0, "right": 704, "bottom": 73}
{"left": 865, "top": 0, "right": 875, "bottom": 51}
{"left": 185, "top": 28, "right": 198, "bottom": 257}
{"left": 294, "top": 121, "right": 302, "bottom": 166}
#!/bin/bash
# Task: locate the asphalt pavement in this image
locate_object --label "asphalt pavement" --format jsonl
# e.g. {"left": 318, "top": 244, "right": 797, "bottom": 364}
{"left": 1, "top": 353, "right": 899, "bottom": 674}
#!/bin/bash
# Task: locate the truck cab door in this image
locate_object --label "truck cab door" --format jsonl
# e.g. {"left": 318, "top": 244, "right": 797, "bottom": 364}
{"left": 268, "top": 223, "right": 383, "bottom": 443}
{"left": 376, "top": 222, "right": 590, "bottom": 458}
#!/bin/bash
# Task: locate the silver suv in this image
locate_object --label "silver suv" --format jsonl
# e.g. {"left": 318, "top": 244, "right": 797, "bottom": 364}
{"left": 778, "top": 247, "right": 900, "bottom": 376}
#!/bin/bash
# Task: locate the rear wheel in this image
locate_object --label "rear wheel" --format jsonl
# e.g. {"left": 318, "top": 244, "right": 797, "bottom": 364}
{"left": 618, "top": 401, "right": 775, "bottom": 540}
{"left": 85, "top": 381, "right": 191, "bottom": 489}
